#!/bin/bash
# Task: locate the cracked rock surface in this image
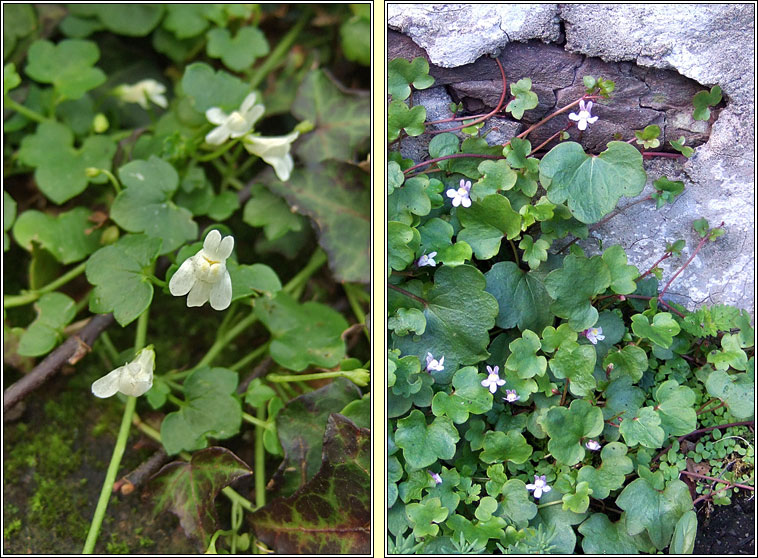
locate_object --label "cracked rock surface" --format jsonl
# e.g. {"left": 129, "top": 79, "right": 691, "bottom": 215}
{"left": 388, "top": 4, "right": 755, "bottom": 315}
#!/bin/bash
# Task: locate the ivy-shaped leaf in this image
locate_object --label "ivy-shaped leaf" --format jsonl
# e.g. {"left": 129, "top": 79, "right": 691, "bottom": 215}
{"left": 704, "top": 368, "right": 754, "bottom": 419}
{"left": 562, "top": 481, "right": 592, "bottom": 513}
{"left": 601, "top": 245, "right": 639, "bottom": 294}
{"left": 457, "top": 194, "right": 521, "bottom": 260}
{"left": 17, "top": 121, "right": 116, "bottom": 204}
{"left": 388, "top": 221, "right": 419, "bottom": 272}
{"left": 206, "top": 26, "right": 269, "bottom": 72}
{"left": 602, "top": 377, "right": 645, "bottom": 442}
{"left": 692, "top": 85, "right": 722, "bottom": 121}
{"left": 291, "top": 69, "right": 370, "bottom": 163}
{"left": 505, "top": 78, "right": 538, "bottom": 120}
{"left": 111, "top": 156, "right": 197, "bottom": 254}
{"left": 3, "top": 192, "right": 17, "bottom": 251}
{"left": 706, "top": 333, "right": 748, "bottom": 371}
{"left": 479, "top": 430, "right": 533, "bottom": 464}
{"left": 388, "top": 99, "right": 426, "bottom": 141}
{"left": 388, "top": 351, "right": 434, "bottom": 418}
{"left": 505, "top": 330, "right": 546, "bottom": 379}
{"left": 630, "top": 313, "right": 681, "bottom": 349}
{"left": 12, "top": 207, "right": 102, "bottom": 264}
{"left": 432, "top": 367, "right": 493, "bottom": 423}
{"left": 85, "top": 234, "right": 162, "bottom": 326}
{"left": 669, "top": 136, "right": 694, "bottom": 157}
{"left": 634, "top": 125, "right": 661, "bottom": 149}
{"left": 651, "top": 176, "right": 685, "bottom": 209}
{"left": 242, "top": 184, "right": 305, "bottom": 240}
{"left": 603, "top": 344, "right": 648, "bottom": 382}
{"left": 549, "top": 341, "right": 597, "bottom": 397}
{"left": 25, "top": 39, "right": 106, "bottom": 100}
{"left": 519, "top": 235, "right": 550, "bottom": 270}
{"left": 256, "top": 291, "right": 348, "bottom": 372}
{"left": 395, "top": 410, "right": 460, "bottom": 470}
{"left": 619, "top": 407, "right": 664, "bottom": 448}
{"left": 497, "top": 479, "right": 538, "bottom": 529}
{"left": 542, "top": 399, "right": 604, "bottom": 465}
{"left": 540, "top": 141, "right": 647, "bottom": 224}
{"left": 388, "top": 174, "right": 432, "bottom": 224}
{"left": 250, "top": 414, "right": 370, "bottom": 554}
{"left": 388, "top": 161, "right": 405, "bottom": 195}
{"left": 576, "top": 442, "right": 633, "bottom": 499}
{"left": 181, "top": 62, "right": 250, "bottom": 112}
{"left": 470, "top": 159, "right": 517, "bottom": 200}
{"left": 17, "top": 293, "right": 76, "bottom": 357}
{"left": 406, "top": 497, "right": 449, "bottom": 538}
{"left": 388, "top": 57, "right": 435, "bottom": 101}
{"left": 485, "top": 262, "right": 553, "bottom": 334}
{"left": 578, "top": 513, "right": 643, "bottom": 555}
{"left": 544, "top": 252, "right": 610, "bottom": 332}
{"left": 388, "top": 308, "right": 426, "bottom": 337}
{"left": 146, "top": 447, "right": 252, "bottom": 547}
{"left": 670, "top": 510, "right": 698, "bottom": 554}
{"left": 653, "top": 380, "right": 696, "bottom": 437}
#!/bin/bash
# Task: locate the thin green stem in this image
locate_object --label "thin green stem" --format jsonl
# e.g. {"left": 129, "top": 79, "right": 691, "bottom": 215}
{"left": 249, "top": 12, "right": 309, "bottom": 90}
{"left": 255, "top": 405, "right": 266, "bottom": 510}
{"left": 282, "top": 249, "right": 328, "bottom": 296}
{"left": 267, "top": 370, "right": 366, "bottom": 383}
{"left": 236, "top": 153, "right": 258, "bottom": 177}
{"left": 536, "top": 500, "right": 563, "bottom": 509}
{"left": 3, "top": 95, "right": 47, "bottom": 123}
{"left": 195, "top": 310, "right": 259, "bottom": 369}
{"left": 508, "top": 239, "right": 521, "bottom": 267}
{"left": 196, "top": 137, "right": 240, "bottom": 162}
{"left": 243, "top": 411, "right": 272, "bottom": 430}
{"left": 97, "top": 168, "right": 122, "bottom": 194}
{"left": 343, "top": 283, "right": 369, "bottom": 341}
{"left": 4, "top": 261, "right": 87, "bottom": 308}
{"left": 134, "top": 307, "right": 150, "bottom": 353}
{"left": 98, "top": 332, "right": 120, "bottom": 364}
{"left": 82, "top": 395, "right": 137, "bottom": 553}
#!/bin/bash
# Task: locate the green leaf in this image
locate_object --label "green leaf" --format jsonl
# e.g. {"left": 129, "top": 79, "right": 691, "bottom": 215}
{"left": 160, "top": 367, "right": 242, "bottom": 455}
{"left": 206, "top": 26, "right": 268, "bottom": 72}
{"left": 3, "top": 3, "right": 37, "bottom": 54}
{"left": 4, "top": 63, "right": 21, "bottom": 95}
{"left": 392, "top": 265, "right": 498, "bottom": 373}
{"left": 706, "top": 333, "right": 748, "bottom": 371}
{"left": 669, "top": 136, "right": 694, "bottom": 157}
{"left": 388, "top": 221, "right": 419, "bottom": 272}
{"left": 576, "top": 442, "right": 634, "bottom": 499}
{"left": 578, "top": 513, "right": 642, "bottom": 554}
{"left": 704, "top": 368, "right": 754, "bottom": 419}
{"left": 479, "top": 430, "right": 533, "bottom": 464}
{"left": 251, "top": 414, "right": 370, "bottom": 554}
{"left": 3, "top": 192, "right": 17, "bottom": 251}
{"left": 542, "top": 399, "right": 604, "bottom": 465}
{"left": 651, "top": 176, "right": 685, "bottom": 209}
{"left": 395, "top": 410, "right": 460, "bottom": 470}
{"left": 406, "top": 497, "right": 449, "bottom": 538}
{"left": 244, "top": 378, "right": 277, "bottom": 409}
{"left": 563, "top": 481, "right": 592, "bottom": 513}
{"left": 85, "top": 4, "right": 164, "bottom": 36}
{"left": 634, "top": 125, "right": 661, "bottom": 149}
{"left": 505, "top": 330, "right": 546, "bottom": 379}
{"left": 257, "top": 291, "right": 347, "bottom": 372}
{"left": 602, "top": 245, "right": 639, "bottom": 294}
{"left": 388, "top": 308, "right": 426, "bottom": 336}
{"left": 291, "top": 69, "right": 370, "bottom": 163}
{"left": 519, "top": 235, "right": 550, "bottom": 270}
{"left": 540, "top": 141, "right": 647, "bottom": 224}
{"left": 616, "top": 478, "right": 692, "bottom": 549}
{"left": 541, "top": 323, "right": 578, "bottom": 353}
{"left": 339, "top": 394, "right": 370, "bottom": 430}
{"left": 485, "top": 262, "right": 553, "bottom": 333}
{"left": 446, "top": 514, "right": 507, "bottom": 546}
{"left": 388, "top": 174, "right": 432, "bottom": 224}
{"left": 388, "top": 57, "right": 435, "bottom": 101}
{"left": 17, "top": 293, "right": 76, "bottom": 357}
{"left": 162, "top": 4, "right": 222, "bottom": 38}
{"left": 340, "top": 14, "right": 370, "bottom": 66}
{"left": 111, "top": 156, "right": 197, "bottom": 254}
{"left": 227, "top": 261, "right": 281, "bottom": 302}
{"left": 181, "top": 62, "right": 250, "bottom": 113}
{"left": 265, "top": 162, "right": 369, "bottom": 283}
{"left": 470, "top": 159, "right": 517, "bottom": 200}
{"left": 603, "top": 344, "right": 648, "bottom": 382}
{"left": 504, "top": 137, "right": 532, "bottom": 169}
{"left": 243, "top": 184, "right": 305, "bottom": 240}
{"left": 388, "top": 99, "right": 426, "bottom": 141}
{"left": 653, "top": 380, "right": 696, "bottom": 437}
{"left": 17, "top": 121, "right": 116, "bottom": 204}
{"left": 544, "top": 252, "right": 610, "bottom": 331}
{"left": 457, "top": 194, "right": 521, "bottom": 259}
{"left": 602, "top": 377, "right": 645, "bottom": 441}
{"left": 387, "top": 161, "right": 405, "bottom": 195}
{"left": 12, "top": 207, "right": 102, "bottom": 264}
{"left": 670, "top": 510, "right": 697, "bottom": 554}
{"left": 25, "top": 39, "right": 106, "bottom": 100}
{"left": 273, "top": 379, "right": 361, "bottom": 487}
{"left": 497, "top": 479, "right": 538, "bottom": 528}
{"left": 432, "top": 367, "right": 493, "bottom": 423}
{"left": 85, "top": 234, "right": 162, "bottom": 326}
{"left": 630, "top": 313, "right": 681, "bottom": 348}
{"left": 388, "top": 351, "right": 434, "bottom": 418}
{"left": 692, "top": 85, "right": 722, "bottom": 121}
{"left": 146, "top": 447, "right": 252, "bottom": 546}
{"left": 505, "top": 78, "right": 538, "bottom": 120}
{"left": 619, "top": 407, "right": 665, "bottom": 448}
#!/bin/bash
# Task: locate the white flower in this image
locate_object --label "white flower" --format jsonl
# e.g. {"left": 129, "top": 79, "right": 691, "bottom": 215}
{"left": 428, "top": 471, "right": 443, "bottom": 485}
{"left": 585, "top": 439, "right": 602, "bottom": 451}
{"left": 92, "top": 346, "right": 155, "bottom": 398}
{"left": 205, "top": 92, "right": 265, "bottom": 146}
{"left": 115, "top": 79, "right": 168, "bottom": 109}
{"left": 503, "top": 389, "right": 520, "bottom": 403}
{"left": 584, "top": 327, "right": 605, "bottom": 345}
{"left": 169, "top": 230, "right": 234, "bottom": 311}
{"left": 481, "top": 365, "right": 506, "bottom": 394}
{"left": 417, "top": 251, "right": 437, "bottom": 267}
{"left": 425, "top": 352, "right": 445, "bottom": 372}
{"left": 568, "top": 99, "right": 599, "bottom": 131}
{"left": 242, "top": 131, "right": 299, "bottom": 181}
{"left": 526, "top": 475, "right": 552, "bottom": 499}
{"left": 446, "top": 179, "right": 472, "bottom": 208}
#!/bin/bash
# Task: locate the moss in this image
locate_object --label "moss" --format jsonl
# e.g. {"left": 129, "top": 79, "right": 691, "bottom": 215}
{"left": 28, "top": 475, "right": 89, "bottom": 540}
{"left": 106, "top": 533, "right": 131, "bottom": 554}
{"left": 4, "top": 519, "right": 22, "bottom": 540}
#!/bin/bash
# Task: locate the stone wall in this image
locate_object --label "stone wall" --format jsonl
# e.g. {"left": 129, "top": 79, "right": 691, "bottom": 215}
{"left": 388, "top": 4, "right": 755, "bottom": 316}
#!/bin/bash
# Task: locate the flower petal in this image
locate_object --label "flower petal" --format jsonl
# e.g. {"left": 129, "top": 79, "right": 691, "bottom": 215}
{"left": 205, "top": 125, "right": 230, "bottom": 146}
{"left": 209, "top": 271, "right": 233, "bottom": 311}
{"left": 118, "top": 362, "right": 153, "bottom": 397}
{"left": 205, "top": 107, "right": 228, "bottom": 125}
{"left": 187, "top": 280, "right": 212, "bottom": 307}
{"left": 215, "top": 235, "right": 234, "bottom": 261}
{"left": 169, "top": 258, "right": 197, "bottom": 296}
{"left": 461, "top": 196, "right": 472, "bottom": 208}
{"left": 569, "top": 112, "right": 580, "bottom": 121}
{"left": 203, "top": 229, "right": 222, "bottom": 254}
{"left": 240, "top": 92, "right": 259, "bottom": 113}
{"left": 577, "top": 120, "right": 588, "bottom": 131}
{"left": 92, "top": 366, "right": 126, "bottom": 398}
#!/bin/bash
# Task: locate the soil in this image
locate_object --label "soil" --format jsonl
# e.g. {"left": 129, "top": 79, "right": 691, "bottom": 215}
{"left": 693, "top": 490, "right": 755, "bottom": 555}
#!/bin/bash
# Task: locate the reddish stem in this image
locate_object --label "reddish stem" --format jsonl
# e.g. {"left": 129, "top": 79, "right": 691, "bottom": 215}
{"left": 402, "top": 152, "right": 504, "bottom": 175}
{"left": 388, "top": 283, "right": 428, "bottom": 306}
{"left": 696, "top": 401, "right": 726, "bottom": 415}
{"left": 529, "top": 125, "right": 573, "bottom": 156}
{"left": 652, "top": 420, "right": 755, "bottom": 463}
{"left": 642, "top": 151, "right": 686, "bottom": 159}
{"left": 680, "top": 470, "right": 754, "bottom": 491}
{"left": 659, "top": 225, "right": 721, "bottom": 299}
{"left": 639, "top": 252, "right": 673, "bottom": 280}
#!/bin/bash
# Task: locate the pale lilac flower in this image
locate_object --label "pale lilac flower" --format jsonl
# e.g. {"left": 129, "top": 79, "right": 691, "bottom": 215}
{"left": 568, "top": 100, "right": 599, "bottom": 131}
{"left": 417, "top": 251, "right": 438, "bottom": 267}
{"left": 425, "top": 352, "right": 445, "bottom": 372}
{"left": 585, "top": 439, "right": 602, "bottom": 451}
{"left": 446, "top": 179, "right": 472, "bottom": 208}
{"left": 481, "top": 365, "right": 506, "bottom": 394}
{"left": 503, "top": 389, "right": 520, "bottom": 403}
{"left": 428, "top": 471, "right": 443, "bottom": 485}
{"left": 583, "top": 327, "right": 605, "bottom": 345}
{"left": 526, "top": 475, "right": 552, "bottom": 499}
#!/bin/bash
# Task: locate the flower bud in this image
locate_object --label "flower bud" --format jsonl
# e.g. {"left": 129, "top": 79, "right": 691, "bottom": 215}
{"left": 93, "top": 113, "right": 109, "bottom": 133}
